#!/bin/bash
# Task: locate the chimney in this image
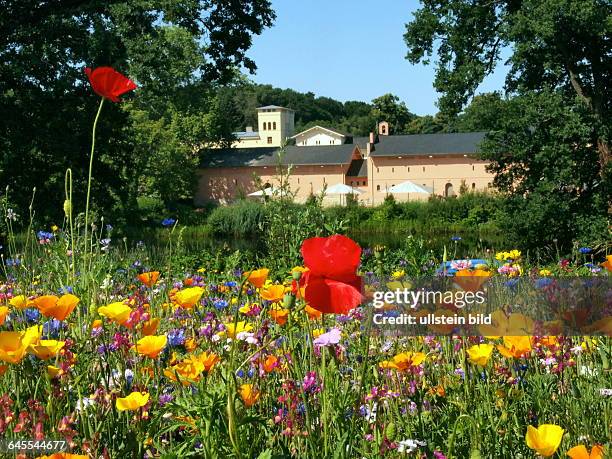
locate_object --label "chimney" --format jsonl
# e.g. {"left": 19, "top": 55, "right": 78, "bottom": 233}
{"left": 378, "top": 121, "right": 389, "bottom": 136}
{"left": 246, "top": 126, "right": 253, "bottom": 132}
{"left": 367, "top": 132, "right": 375, "bottom": 156}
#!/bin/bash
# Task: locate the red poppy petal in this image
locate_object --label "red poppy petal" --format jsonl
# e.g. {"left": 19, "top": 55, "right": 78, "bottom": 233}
{"left": 85, "top": 66, "right": 136, "bottom": 101}
{"left": 304, "top": 277, "right": 363, "bottom": 315}
{"left": 301, "top": 235, "right": 361, "bottom": 279}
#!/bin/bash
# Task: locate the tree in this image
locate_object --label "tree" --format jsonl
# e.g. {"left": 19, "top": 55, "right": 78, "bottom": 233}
{"left": 404, "top": 0, "right": 610, "bottom": 168}
{"left": 456, "top": 92, "right": 508, "bottom": 132}
{"left": 371, "top": 94, "right": 415, "bottom": 134}
{"left": 0, "top": 0, "right": 275, "bottom": 223}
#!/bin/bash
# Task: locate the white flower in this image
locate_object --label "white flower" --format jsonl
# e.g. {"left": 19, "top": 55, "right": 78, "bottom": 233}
{"left": 75, "top": 397, "right": 96, "bottom": 412}
{"left": 599, "top": 388, "right": 612, "bottom": 396}
{"left": 397, "top": 438, "right": 426, "bottom": 454}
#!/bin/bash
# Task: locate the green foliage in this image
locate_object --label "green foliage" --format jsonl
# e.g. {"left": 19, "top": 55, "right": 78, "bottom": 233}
{"left": 208, "top": 199, "right": 267, "bottom": 236}
{"left": 371, "top": 94, "right": 416, "bottom": 134}
{"left": 0, "top": 0, "right": 275, "bottom": 222}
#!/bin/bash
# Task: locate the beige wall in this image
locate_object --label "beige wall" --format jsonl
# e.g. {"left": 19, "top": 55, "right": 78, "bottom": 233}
{"left": 195, "top": 164, "right": 350, "bottom": 205}
{"left": 367, "top": 155, "right": 493, "bottom": 205}
{"left": 195, "top": 154, "right": 495, "bottom": 207}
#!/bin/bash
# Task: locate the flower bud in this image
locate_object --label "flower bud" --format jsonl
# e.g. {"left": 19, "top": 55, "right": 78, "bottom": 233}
{"left": 63, "top": 199, "right": 72, "bottom": 216}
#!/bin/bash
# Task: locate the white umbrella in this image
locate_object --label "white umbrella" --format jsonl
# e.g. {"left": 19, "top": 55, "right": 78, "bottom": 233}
{"left": 325, "top": 183, "right": 363, "bottom": 195}
{"left": 248, "top": 186, "right": 277, "bottom": 197}
{"left": 387, "top": 180, "right": 430, "bottom": 194}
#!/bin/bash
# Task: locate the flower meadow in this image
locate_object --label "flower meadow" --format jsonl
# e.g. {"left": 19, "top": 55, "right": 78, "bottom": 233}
{"left": 0, "top": 67, "right": 610, "bottom": 458}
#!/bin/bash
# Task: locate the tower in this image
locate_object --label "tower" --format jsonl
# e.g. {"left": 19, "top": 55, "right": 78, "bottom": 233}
{"left": 256, "top": 105, "right": 295, "bottom": 146}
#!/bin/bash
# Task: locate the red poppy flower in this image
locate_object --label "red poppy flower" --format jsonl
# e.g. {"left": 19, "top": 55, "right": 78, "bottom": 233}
{"left": 300, "top": 235, "right": 363, "bottom": 314}
{"left": 85, "top": 67, "right": 137, "bottom": 102}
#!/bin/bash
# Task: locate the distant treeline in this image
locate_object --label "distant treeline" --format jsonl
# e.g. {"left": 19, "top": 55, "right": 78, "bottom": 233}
{"left": 217, "top": 82, "right": 506, "bottom": 136}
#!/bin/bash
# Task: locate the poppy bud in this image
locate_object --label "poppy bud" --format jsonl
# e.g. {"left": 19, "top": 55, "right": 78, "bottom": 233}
{"left": 292, "top": 270, "right": 302, "bottom": 281}
{"left": 63, "top": 199, "right": 72, "bottom": 216}
{"left": 282, "top": 293, "right": 295, "bottom": 309}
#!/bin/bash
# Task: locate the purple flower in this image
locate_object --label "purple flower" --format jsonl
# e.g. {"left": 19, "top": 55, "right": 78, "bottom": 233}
{"left": 313, "top": 328, "right": 341, "bottom": 346}
{"left": 167, "top": 328, "right": 186, "bottom": 346}
{"left": 158, "top": 393, "right": 173, "bottom": 406}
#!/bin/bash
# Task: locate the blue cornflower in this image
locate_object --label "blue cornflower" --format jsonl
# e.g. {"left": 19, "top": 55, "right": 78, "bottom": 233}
{"left": 225, "top": 281, "right": 237, "bottom": 288}
{"left": 450, "top": 235, "right": 462, "bottom": 242}
{"left": 167, "top": 329, "right": 186, "bottom": 346}
{"left": 43, "top": 319, "right": 63, "bottom": 338}
{"left": 58, "top": 286, "right": 73, "bottom": 294}
{"left": 213, "top": 299, "right": 228, "bottom": 310}
{"left": 161, "top": 218, "right": 176, "bottom": 227}
{"left": 579, "top": 247, "right": 592, "bottom": 254}
{"left": 37, "top": 230, "right": 54, "bottom": 240}
{"left": 25, "top": 308, "right": 40, "bottom": 323}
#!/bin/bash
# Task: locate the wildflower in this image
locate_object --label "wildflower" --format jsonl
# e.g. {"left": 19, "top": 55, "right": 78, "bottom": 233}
{"left": 161, "top": 218, "right": 176, "bottom": 227}
{"left": 260, "top": 284, "right": 285, "bottom": 302}
{"left": 197, "top": 352, "right": 220, "bottom": 373}
{"left": 134, "top": 335, "right": 167, "bottom": 359}
{"left": 116, "top": 391, "right": 149, "bottom": 411}
{"left": 300, "top": 234, "right": 363, "bottom": 315}
{"left": 479, "top": 310, "right": 535, "bottom": 337}
{"left": 35, "top": 453, "right": 89, "bottom": 459}
{"left": 9, "top": 295, "right": 30, "bottom": 310}
{"left": 174, "top": 287, "right": 204, "bottom": 309}
{"left": 450, "top": 236, "right": 462, "bottom": 242}
{"left": 454, "top": 268, "right": 490, "bottom": 292}
{"left": 313, "top": 328, "right": 341, "bottom": 346}
{"left": 167, "top": 329, "right": 186, "bottom": 347}
{"left": 466, "top": 343, "right": 494, "bottom": 367}
{"left": 269, "top": 307, "right": 289, "bottom": 325}
{"left": 304, "top": 304, "right": 322, "bottom": 320}
{"left": 137, "top": 271, "right": 159, "bottom": 288}
{"left": 600, "top": 255, "right": 612, "bottom": 272}
{"left": 380, "top": 352, "right": 426, "bottom": 371}
{"left": 85, "top": 67, "right": 137, "bottom": 102}
{"left": 158, "top": 393, "right": 173, "bottom": 406}
{"left": 391, "top": 270, "right": 405, "bottom": 279}
{"left": 239, "top": 384, "right": 260, "bottom": 407}
{"left": 539, "top": 269, "right": 553, "bottom": 276}
{"left": 28, "top": 340, "right": 65, "bottom": 360}
{"left": 141, "top": 318, "right": 160, "bottom": 336}
{"left": 222, "top": 321, "right": 253, "bottom": 339}
{"left": 525, "top": 424, "right": 564, "bottom": 457}
{"left": 263, "top": 355, "right": 279, "bottom": 373}
{"left": 0, "top": 306, "right": 8, "bottom": 326}
{"left": 578, "top": 247, "right": 592, "bottom": 254}
{"left": 243, "top": 268, "right": 269, "bottom": 288}
{"left": 0, "top": 326, "right": 41, "bottom": 364}
{"left": 397, "top": 439, "right": 426, "bottom": 453}
{"left": 33, "top": 294, "right": 80, "bottom": 321}
{"left": 566, "top": 445, "right": 605, "bottom": 459}
{"left": 97, "top": 302, "right": 132, "bottom": 326}
{"left": 497, "top": 336, "right": 533, "bottom": 359}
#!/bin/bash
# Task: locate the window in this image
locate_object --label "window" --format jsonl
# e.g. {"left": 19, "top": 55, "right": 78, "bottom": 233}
{"left": 422, "top": 167, "right": 426, "bottom": 172}
{"left": 297, "top": 178, "right": 300, "bottom": 184}
{"left": 267, "top": 137, "right": 273, "bottom": 144}
{"left": 323, "top": 177, "right": 326, "bottom": 184}
{"left": 376, "top": 167, "right": 379, "bottom": 173}
{"left": 382, "top": 125, "right": 386, "bottom": 134}
{"left": 376, "top": 185, "right": 380, "bottom": 191}
{"left": 472, "top": 183, "right": 476, "bottom": 189}
{"left": 487, "top": 182, "right": 493, "bottom": 188}
{"left": 273, "top": 122, "right": 276, "bottom": 130}
{"left": 392, "top": 167, "right": 394, "bottom": 173}
{"left": 330, "top": 140, "right": 334, "bottom": 144}
{"left": 472, "top": 165, "right": 475, "bottom": 171}
{"left": 407, "top": 167, "right": 410, "bottom": 172}
{"left": 362, "top": 181, "right": 366, "bottom": 186}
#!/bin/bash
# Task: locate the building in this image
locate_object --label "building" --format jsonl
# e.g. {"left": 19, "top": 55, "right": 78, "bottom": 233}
{"left": 196, "top": 106, "right": 495, "bottom": 206}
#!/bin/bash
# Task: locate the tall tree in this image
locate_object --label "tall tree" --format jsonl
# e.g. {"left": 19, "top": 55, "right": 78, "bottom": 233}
{"left": 404, "top": 0, "right": 610, "bottom": 168}
{"left": 371, "top": 93, "right": 415, "bottom": 134}
{"left": 0, "top": 0, "right": 274, "bottom": 223}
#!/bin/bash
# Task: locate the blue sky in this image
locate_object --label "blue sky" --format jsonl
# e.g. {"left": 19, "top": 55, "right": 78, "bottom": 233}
{"left": 246, "top": 0, "right": 510, "bottom": 116}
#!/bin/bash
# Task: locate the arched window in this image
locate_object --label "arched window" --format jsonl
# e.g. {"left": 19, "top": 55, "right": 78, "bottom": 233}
{"left": 376, "top": 185, "right": 380, "bottom": 191}
{"left": 472, "top": 183, "right": 476, "bottom": 189}
{"left": 273, "top": 122, "right": 276, "bottom": 130}
{"left": 445, "top": 183, "right": 455, "bottom": 197}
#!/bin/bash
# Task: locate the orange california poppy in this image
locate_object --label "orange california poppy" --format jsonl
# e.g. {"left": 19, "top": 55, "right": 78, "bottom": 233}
{"left": 33, "top": 294, "right": 80, "bottom": 321}
{"left": 600, "top": 255, "right": 612, "bottom": 272}
{"left": 263, "top": 355, "right": 279, "bottom": 373}
{"left": 380, "top": 352, "right": 426, "bottom": 371}
{"left": 454, "top": 269, "right": 491, "bottom": 292}
{"left": 259, "top": 284, "right": 285, "bottom": 302}
{"left": 567, "top": 444, "right": 605, "bottom": 459}
{"left": 239, "top": 384, "right": 260, "bottom": 407}
{"left": 0, "top": 306, "right": 8, "bottom": 326}
{"left": 304, "top": 304, "right": 322, "bottom": 320}
{"left": 141, "top": 318, "right": 160, "bottom": 336}
{"left": 134, "top": 335, "right": 167, "bottom": 359}
{"left": 28, "top": 340, "right": 65, "bottom": 360}
{"left": 497, "top": 336, "right": 533, "bottom": 358}
{"left": 137, "top": 271, "right": 160, "bottom": 288}
{"left": 0, "top": 326, "right": 41, "bottom": 364}
{"left": 98, "top": 302, "right": 132, "bottom": 326}
{"left": 244, "top": 268, "right": 269, "bottom": 288}
{"left": 269, "top": 307, "right": 289, "bottom": 325}
{"left": 174, "top": 287, "right": 204, "bottom": 309}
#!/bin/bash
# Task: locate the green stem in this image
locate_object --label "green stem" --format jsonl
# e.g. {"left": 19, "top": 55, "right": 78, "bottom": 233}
{"left": 84, "top": 97, "right": 105, "bottom": 259}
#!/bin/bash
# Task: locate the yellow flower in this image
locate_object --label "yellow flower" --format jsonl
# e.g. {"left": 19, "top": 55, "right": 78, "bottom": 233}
{"left": 9, "top": 295, "right": 30, "bottom": 310}
{"left": 478, "top": 310, "right": 535, "bottom": 337}
{"left": 567, "top": 444, "right": 605, "bottom": 459}
{"left": 312, "top": 328, "right": 325, "bottom": 338}
{"left": 0, "top": 325, "right": 41, "bottom": 364}
{"left": 259, "top": 284, "right": 286, "bottom": 302}
{"left": 466, "top": 343, "right": 494, "bottom": 367}
{"left": 47, "top": 365, "right": 61, "bottom": 378}
{"left": 380, "top": 352, "right": 426, "bottom": 371}
{"left": 196, "top": 352, "right": 220, "bottom": 373}
{"left": 525, "top": 424, "right": 564, "bottom": 457}
{"left": 98, "top": 302, "right": 132, "bottom": 325}
{"left": 239, "top": 302, "right": 255, "bottom": 314}
{"left": 239, "top": 384, "right": 260, "bottom": 407}
{"left": 174, "top": 286, "right": 204, "bottom": 309}
{"left": 539, "top": 269, "right": 553, "bottom": 276}
{"left": 51, "top": 225, "right": 59, "bottom": 232}
{"left": 36, "top": 453, "right": 89, "bottom": 459}
{"left": 116, "top": 391, "right": 149, "bottom": 411}
{"left": 222, "top": 321, "right": 253, "bottom": 339}
{"left": 28, "top": 340, "right": 65, "bottom": 360}
{"left": 391, "top": 270, "right": 405, "bottom": 279}
{"left": 163, "top": 354, "right": 216, "bottom": 385}
{"left": 135, "top": 335, "right": 167, "bottom": 359}
{"left": 0, "top": 306, "right": 8, "bottom": 326}
{"left": 243, "top": 268, "right": 269, "bottom": 288}
{"left": 33, "top": 294, "right": 80, "bottom": 321}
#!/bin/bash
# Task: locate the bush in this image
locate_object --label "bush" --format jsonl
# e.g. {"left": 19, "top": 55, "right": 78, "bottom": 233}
{"left": 207, "top": 199, "right": 267, "bottom": 236}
